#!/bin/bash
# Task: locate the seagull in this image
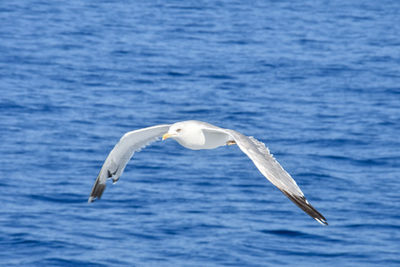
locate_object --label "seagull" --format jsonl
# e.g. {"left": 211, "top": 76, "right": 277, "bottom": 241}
{"left": 88, "top": 120, "right": 328, "bottom": 225}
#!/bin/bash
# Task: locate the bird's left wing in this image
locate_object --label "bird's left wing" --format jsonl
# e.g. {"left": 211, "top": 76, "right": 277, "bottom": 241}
{"left": 202, "top": 127, "right": 327, "bottom": 225}
{"left": 88, "top": 124, "right": 170, "bottom": 203}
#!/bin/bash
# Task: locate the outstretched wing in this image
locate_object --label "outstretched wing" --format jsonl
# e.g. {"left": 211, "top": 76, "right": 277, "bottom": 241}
{"left": 203, "top": 127, "right": 327, "bottom": 225}
{"left": 88, "top": 124, "right": 170, "bottom": 203}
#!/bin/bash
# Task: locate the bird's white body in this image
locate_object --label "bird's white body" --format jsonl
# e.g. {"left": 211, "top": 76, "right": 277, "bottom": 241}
{"left": 167, "top": 121, "right": 232, "bottom": 150}
{"left": 88, "top": 120, "right": 328, "bottom": 225}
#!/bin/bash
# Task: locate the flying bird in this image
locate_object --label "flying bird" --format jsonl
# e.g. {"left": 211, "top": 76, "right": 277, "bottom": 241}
{"left": 88, "top": 120, "right": 327, "bottom": 225}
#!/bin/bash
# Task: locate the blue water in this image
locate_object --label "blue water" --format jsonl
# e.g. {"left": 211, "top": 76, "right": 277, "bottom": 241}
{"left": 1, "top": 0, "right": 399, "bottom": 266}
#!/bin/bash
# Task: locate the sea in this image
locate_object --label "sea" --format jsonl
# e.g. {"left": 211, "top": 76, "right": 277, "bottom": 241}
{"left": 1, "top": 1, "right": 399, "bottom": 266}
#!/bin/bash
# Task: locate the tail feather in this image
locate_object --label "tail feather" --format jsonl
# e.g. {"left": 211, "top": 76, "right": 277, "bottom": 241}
{"left": 88, "top": 175, "right": 106, "bottom": 203}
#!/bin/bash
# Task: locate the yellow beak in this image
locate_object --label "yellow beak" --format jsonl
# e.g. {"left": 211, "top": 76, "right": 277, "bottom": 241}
{"left": 162, "top": 133, "right": 173, "bottom": 140}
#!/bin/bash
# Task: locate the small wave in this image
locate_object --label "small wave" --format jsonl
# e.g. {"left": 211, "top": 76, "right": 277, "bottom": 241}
{"left": 27, "top": 193, "right": 83, "bottom": 204}
{"left": 34, "top": 258, "right": 108, "bottom": 267}
{"left": 259, "top": 229, "right": 341, "bottom": 243}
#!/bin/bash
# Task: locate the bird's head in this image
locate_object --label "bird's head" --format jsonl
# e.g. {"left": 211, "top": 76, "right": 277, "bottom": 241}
{"left": 162, "top": 122, "right": 185, "bottom": 141}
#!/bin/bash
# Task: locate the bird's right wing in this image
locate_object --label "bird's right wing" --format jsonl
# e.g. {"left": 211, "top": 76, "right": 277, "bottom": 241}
{"left": 88, "top": 124, "right": 170, "bottom": 203}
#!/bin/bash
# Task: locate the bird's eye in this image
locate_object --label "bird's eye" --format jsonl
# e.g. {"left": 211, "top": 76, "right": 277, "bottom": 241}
{"left": 176, "top": 129, "right": 182, "bottom": 133}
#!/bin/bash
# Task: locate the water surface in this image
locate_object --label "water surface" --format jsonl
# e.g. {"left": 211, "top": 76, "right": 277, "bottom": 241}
{"left": 1, "top": 1, "right": 399, "bottom": 266}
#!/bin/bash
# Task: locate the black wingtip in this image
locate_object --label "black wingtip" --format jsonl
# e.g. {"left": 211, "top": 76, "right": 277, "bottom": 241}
{"left": 88, "top": 176, "right": 106, "bottom": 203}
{"left": 281, "top": 191, "right": 328, "bottom": 226}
